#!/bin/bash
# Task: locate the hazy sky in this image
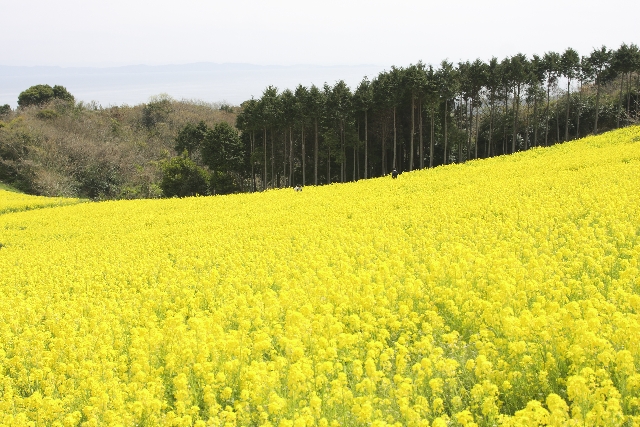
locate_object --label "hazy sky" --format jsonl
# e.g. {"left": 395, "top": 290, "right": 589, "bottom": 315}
{"left": 2, "top": 0, "right": 638, "bottom": 68}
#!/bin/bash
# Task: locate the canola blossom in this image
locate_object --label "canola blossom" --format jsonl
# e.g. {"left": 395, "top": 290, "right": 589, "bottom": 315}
{"left": 1, "top": 127, "right": 640, "bottom": 427}
{"left": 0, "top": 189, "right": 84, "bottom": 215}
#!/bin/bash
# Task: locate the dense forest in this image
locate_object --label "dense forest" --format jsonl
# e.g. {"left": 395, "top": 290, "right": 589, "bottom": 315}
{"left": 236, "top": 43, "right": 639, "bottom": 191}
{"left": 1, "top": 43, "right": 638, "bottom": 199}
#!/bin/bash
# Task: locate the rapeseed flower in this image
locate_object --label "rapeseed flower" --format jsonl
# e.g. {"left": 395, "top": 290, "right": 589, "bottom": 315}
{"left": 1, "top": 127, "right": 640, "bottom": 425}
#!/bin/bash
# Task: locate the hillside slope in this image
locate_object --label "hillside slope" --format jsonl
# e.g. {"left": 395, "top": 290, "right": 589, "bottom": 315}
{"left": 0, "top": 127, "right": 639, "bottom": 426}
{"left": 0, "top": 98, "right": 235, "bottom": 199}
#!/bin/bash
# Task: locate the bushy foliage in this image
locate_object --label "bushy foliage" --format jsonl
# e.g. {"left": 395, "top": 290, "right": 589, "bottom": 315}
{"left": 17, "top": 84, "right": 74, "bottom": 108}
{"left": 35, "top": 109, "right": 59, "bottom": 120}
{"left": 209, "top": 170, "right": 239, "bottom": 195}
{"left": 159, "top": 154, "right": 209, "bottom": 197}
{"left": 172, "top": 120, "right": 245, "bottom": 194}
{"left": 0, "top": 97, "right": 236, "bottom": 198}
{"left": 52, "top": 85, "right": 75, "bottom": 103}
{"left": 174, "top": 120, "right": 208, "bottom": 156}
{"left": 201, "top": 122, "right": 244, "bottom": 173}
{"left": 142, "top": 94, "right": 174, "bottom": 129}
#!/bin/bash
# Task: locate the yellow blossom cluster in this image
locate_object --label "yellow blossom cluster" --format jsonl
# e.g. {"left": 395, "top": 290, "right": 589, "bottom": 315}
{"left": 0, "top": 189, "right": 84, "bottom": 215}
{"left": 1, "top": 126, "right": 639, "bottom": 427}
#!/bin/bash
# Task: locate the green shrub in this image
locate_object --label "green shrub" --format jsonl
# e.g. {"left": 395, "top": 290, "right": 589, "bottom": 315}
{"left": 210, "top": 170, "right": 239, "bottom": 195}
{"left": 219, "top": 104, "right": 234, "bottom": 113}
{"left": 18, "top": 84, "right": 74, "bottom": 108}
{"left": 159, "top": 155, "right": 209, "bottom": 198}
{"left": 52, "top": 85, "right": 74, "bottom": 103}
{"left": 36, "top": 109, "right": 59, "bottom": 120}
{"left": 175, "top": 121, "right": 209, "bottom": 156}
{"left": 74, "top": 162, "right": 122, "bottom": 200}
{"left": 142, "top": 95, "right": 173, "bottom": 129}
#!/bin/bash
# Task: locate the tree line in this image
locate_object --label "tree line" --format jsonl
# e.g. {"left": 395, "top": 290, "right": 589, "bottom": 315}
{"left": 2, "top": 43, "right": 639, "bottom": 199}
{"left": 226, "top": 43, "right": 638, "bottom": 191}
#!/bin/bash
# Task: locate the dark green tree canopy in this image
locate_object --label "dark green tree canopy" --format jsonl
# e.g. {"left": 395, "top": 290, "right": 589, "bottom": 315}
{"left": 560, "top": 48, "right": 580, "bottom": 81}
{"left": 325, "top": 80, "right": 352, "bottom": 122}
{"left": 17, "top": 84, "right": 75, "bottom": 108}
{"left": 586, "top": 46, "right": 613, "bottom": 83}
{"left": 175, "top": 121, "right": 209, "bottom": 156}
{"left": 294, "top": 85, "right": 310, "bottom": 121}
{"left": 52, "top": 85, "right": 74, "bottom": 102}
{"left": 159, "top": 155, "right": 209, "bottom": 198}
{"left": 543, "top": 51, "right": 561, "bottom": 85}
{"left": 613, "top": 43, "right": 640, "bottom": 75}
{"left": 353, "top": 77, "right": 373, "bottom": 113}
{"left": 201, "top": 122, "right": 244, "bottom": 174}
{"left": 142, "top": 95, "right": 173, "bottom": 128}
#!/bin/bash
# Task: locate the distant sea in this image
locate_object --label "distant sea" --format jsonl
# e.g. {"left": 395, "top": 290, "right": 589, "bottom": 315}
{"left": 0, "top": 63, "right": 389, "bottom": 109}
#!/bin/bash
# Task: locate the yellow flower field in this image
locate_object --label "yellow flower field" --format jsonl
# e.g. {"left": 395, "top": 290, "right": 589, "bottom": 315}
{"left": 0, "top": 187, "right": 84, "bottom": 215}
{"left": 1, "top": 127, "right": 639, "bottom": 427}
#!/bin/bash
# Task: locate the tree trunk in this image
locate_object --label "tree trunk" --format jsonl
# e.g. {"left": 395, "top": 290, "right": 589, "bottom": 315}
{"left": 340, "top": 120, "right": 345, "bottom": 183}
{"left": 460, "top": 98, "right": 466, "bottom": 163}
{"left": 340, "top": 124, "right": 343, "bottom": 182}
{"left": 533, "top": 93, "right": 538, "bottom": 147}
{"left": 576, "top": 80, "right": 582, "bottom": 138}
{"left": 444, "top": 99, "right": 448, "bottom": 165}
{"left": 636, "top": 74, "right": 640, "bottom": 120}
{"left": 594, "top": 78, "right": 601, "bottom": 133}
{"left": 263, "top": 127, "right": 267, "bottom": 190}
{"left": 636, "top": 73, "right": 640, "bottom": 120}
{"left": 512, "top": 85, "right": 520, "bottom": 153}
{"left": 565, "top": 79, "right": 571, "bottom": 142}
{"left": 524, "top": 103, "right": 530, "bottom": 150}
{"left": 271, "top": 128, "right": 275, "bottom": 188}
{"left": 382, "top": 120, "right": 387, "bottom": 175}
{"left": 430, "top": 110, "right": 434, "bottom": 168}
{"left": 503, "top": 90, "right": 508, "bottom": 155}
{"left": 617, "top": 76, "right": 624, "bottom": 128}
{"left": 488, "top": 93, "right": 494, "bottom": 157}
{"left": 301, "top": 122, "right": 306, "bottom": 186}
{"left": 627, "top": 72, "right": 632, "bottom": 121}
{"left": 419, "top": 99, "right": 424, "bottom": 169}
{"left": 283, "top": 129, "right": 287, "bottom": 187}
{"left": 545, "top": 81, "right": 551, "bottom": 146}
{"left": 393, "top": 106, "right": 397, "bottom": 169}
{"left": 314, "top": 118, "right": 318, "bottom": 185}
{"left": 364, "top": 110, "right": 368, "bottom": 179}
{"left": 289, "top": 127, "right": 293, "bottom": 186}
{"left": 468, "top": 98, "right": 473, "bottom": 161}
{"left": 410, "top": 93, "right": 415, "bottom": 171}
{"left": 327, "top": 143, "right": 331, "bottom": 184}
{"left": 354, "top": 121, "right": 358, "bottom": 181}
{"left": 340, "top": 121, "right": 347, "bottom": 182}
{"left": 251, "top": 130, "right": 256, "bottom": 192}
{"left": 556, "top": 98, "right": 560, "bottom": 142}
{"left": 474, "top": 103, "right": 480, "bottom": 159}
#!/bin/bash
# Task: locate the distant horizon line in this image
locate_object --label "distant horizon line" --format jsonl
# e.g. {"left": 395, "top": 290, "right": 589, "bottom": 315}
{"left": 0, "top": 61, "right": 393, "bottom": 108}
{"left": 0, "top": 62, "right": 391, "bottom": 70}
